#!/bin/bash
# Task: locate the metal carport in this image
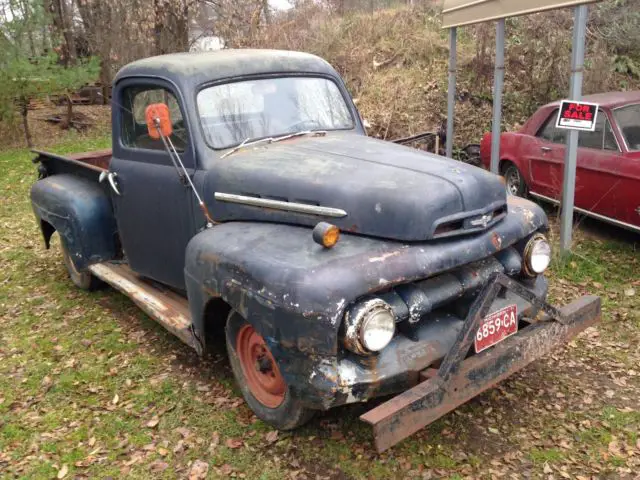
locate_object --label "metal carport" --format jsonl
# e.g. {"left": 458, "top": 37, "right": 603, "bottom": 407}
{"left": 442, "top": 0, "right": 599, "bottom": 253}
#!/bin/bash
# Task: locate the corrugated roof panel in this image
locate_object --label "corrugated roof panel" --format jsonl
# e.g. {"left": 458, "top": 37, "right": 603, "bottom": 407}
{"left": 442, "top": 0, "right": 598, "bottom": 28}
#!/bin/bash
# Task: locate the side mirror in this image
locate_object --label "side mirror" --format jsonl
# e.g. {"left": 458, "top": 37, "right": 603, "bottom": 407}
{"left": 145, "top": 103, "right": 173, "bottom": 139}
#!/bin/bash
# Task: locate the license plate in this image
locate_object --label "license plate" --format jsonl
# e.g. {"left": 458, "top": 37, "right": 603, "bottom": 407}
{"left": 474, "top": 304, "right": 518, "bottom": 353}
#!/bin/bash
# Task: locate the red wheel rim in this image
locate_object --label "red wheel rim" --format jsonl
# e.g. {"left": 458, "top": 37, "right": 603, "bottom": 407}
{"left": 236, "top": 324, "right": 285, "bottom": 408}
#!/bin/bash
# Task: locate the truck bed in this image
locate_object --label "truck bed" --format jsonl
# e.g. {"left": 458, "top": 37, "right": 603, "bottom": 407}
{"left": 33, "top": 148, "right": 112, "bottom": 179}
{"left": 33, "top": 148, "right": 111, "bottom": 171}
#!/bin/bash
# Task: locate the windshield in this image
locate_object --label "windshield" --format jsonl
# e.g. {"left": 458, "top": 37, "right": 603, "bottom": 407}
{"left": 197, "top": 76, "right": 354, "bottom": 149}
{"left": 613, "top": 104, "right": 640, "bottom": 151}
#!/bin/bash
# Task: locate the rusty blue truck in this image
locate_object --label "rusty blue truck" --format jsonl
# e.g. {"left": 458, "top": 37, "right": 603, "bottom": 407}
{"left": 29, "top": 50, "right": 601, "bottom": 451}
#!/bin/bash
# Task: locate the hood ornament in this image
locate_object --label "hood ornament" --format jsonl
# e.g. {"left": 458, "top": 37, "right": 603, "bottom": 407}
{"left": 469, "top": 213, "right": 493, "bottom": 228}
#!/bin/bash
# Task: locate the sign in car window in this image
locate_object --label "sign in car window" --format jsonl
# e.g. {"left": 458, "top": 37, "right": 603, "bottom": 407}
{"left": 555, "top": 100, "right": 599, "bottom": 131}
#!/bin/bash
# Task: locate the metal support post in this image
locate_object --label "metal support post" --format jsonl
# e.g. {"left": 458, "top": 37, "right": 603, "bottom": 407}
{"left": 560, "top": 4, "right": 588, "bottom": 253}
{"left": 490, "top": 19, "right": 505, "bottom": 174}
{"left": 446, "top": 27, "right": 457, "bottom": 159}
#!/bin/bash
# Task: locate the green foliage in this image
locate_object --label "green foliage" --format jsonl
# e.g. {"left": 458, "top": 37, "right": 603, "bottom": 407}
{"left": 0, "top": 54, "right": 99, "bottom": 122}
{"left": 0, "top": 0, "right": 51, "bottom": 58}
{"left": 614, "top": 55, "right": 640, "bottom": 79}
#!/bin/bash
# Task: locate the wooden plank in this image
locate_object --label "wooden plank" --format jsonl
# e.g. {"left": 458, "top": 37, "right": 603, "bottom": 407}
{"left": 88, "top": 263, "right": 202, "bottom": 354}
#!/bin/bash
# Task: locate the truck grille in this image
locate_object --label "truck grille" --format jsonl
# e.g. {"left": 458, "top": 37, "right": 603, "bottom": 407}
{"left": 377, "top": 247, "right": 522, "bottom": 324}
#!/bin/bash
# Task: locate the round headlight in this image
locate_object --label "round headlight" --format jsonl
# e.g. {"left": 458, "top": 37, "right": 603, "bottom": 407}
{"left": 343, "top": 298, "right": 396, "bottom": 355}
{"left": 524, "top": 234, "right": 551, "bottom": 275}
{"left": 360, "top": 308, "right": 396, "bottom": 352}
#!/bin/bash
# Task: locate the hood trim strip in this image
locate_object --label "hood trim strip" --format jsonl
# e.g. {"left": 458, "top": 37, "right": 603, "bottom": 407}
{"left": 214, "top": 192, "right": 348, "bottom": 218}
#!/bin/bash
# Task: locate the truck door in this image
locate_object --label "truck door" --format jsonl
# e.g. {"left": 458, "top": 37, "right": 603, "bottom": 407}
{"left": 109, "top": 80, "right": 196, "bottom": 290}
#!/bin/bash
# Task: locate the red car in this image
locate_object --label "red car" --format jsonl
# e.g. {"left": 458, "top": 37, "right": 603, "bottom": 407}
{"left": 480, "top": 91, "right": 640, "bottom": 234}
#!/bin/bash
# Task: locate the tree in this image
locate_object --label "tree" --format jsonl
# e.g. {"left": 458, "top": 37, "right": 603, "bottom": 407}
{"left": 0, "top": 54, "right": 99, "bottom": 147}
{"left": 154, "top": 0, "right": 190, "bottom": 55}
{"left": 47, "top": 0, "right": 76, "bottom": 65}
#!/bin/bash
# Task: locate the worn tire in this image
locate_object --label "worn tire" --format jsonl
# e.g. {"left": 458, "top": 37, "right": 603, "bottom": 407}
{"left": 61, "top": 242, "right": 102, "bottom": 291}
{"left": 225, "top": 311, "right": 315, "bottom": 430}
{"left": 503, "top": 162, "right": 528, "bottom": 197}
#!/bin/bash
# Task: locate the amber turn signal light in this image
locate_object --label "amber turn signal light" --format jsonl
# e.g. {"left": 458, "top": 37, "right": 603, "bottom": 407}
{"left": 312, "top": 222, "right": 340, "bottom": 248}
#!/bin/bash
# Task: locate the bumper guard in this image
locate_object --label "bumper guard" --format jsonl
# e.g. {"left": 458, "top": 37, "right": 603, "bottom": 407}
{"left": 360, "top": 272, "right": 601, "bottom": 452}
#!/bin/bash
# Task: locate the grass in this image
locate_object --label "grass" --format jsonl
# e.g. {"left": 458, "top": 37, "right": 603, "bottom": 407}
{"left": 1, "top": 133, "right": 639, "bottom": 478}
{"left": 528, "top": 447, "right": 565, "bottom": 465}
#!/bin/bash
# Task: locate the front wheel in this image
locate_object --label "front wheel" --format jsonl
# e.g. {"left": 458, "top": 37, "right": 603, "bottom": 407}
{"left": 225, "top": 311, "right": 315, "bottom": 430}
{"left": 503, "top": 162, "right": 528, "bottom": 197}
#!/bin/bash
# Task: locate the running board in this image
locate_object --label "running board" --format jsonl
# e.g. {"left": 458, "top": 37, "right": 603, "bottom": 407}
{"left": 88, "top": 263, "right": 203, "bottom": 354}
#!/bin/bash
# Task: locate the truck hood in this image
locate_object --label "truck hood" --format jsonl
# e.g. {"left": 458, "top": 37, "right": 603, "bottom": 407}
{"left": 203, "top": 133, "right": 507, "bottom": 241}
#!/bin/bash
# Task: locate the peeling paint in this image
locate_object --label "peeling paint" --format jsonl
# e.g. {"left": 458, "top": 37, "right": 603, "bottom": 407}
{"left": 369, "top": 251, "right": 402, "bottom": 263}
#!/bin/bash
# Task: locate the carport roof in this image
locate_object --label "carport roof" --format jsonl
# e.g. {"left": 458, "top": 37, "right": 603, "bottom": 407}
{"left": 442, "top": 0, "right": 598, "bottom": 28}
{"left": 542, "top": 90, "right": 640, "bottom": 109}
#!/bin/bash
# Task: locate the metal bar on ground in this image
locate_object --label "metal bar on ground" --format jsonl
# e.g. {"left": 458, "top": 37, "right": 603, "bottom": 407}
{"left": 446, "top": 27, "right": 457, "bottom": 158}
{"left": 560, "top": 4, "right": 588, "bottom": 253}
{"left": 490, "top": 18, "right": 505, "bottom": 174}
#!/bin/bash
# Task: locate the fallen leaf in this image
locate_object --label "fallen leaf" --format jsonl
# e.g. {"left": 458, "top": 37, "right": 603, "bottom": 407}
{"left": 41, "top": 376, "right": 53, "bottom": 392}
{"left": 543, "top": 462, "right": 552, "bottom": 474}
{"left": 149, "top": 460, "right": 169, "bottom": 472}
{"left": 265, "top": 430, "right": 278, "bottom": 444}
{"left": 188, "top": 460, "right": 209, "bottom": 480}
{"left": 624, "top": 288, "right": 635, "bottom": 297}
{"left": 57, "top": 464, "right": 68, "bottom": 479}
{"left": 88, "top": 436, "right": 96, "bottom": 447}
{"left": 157, "top": 447, "right": 168, "bottom": 456}
{"left": 208, "top": 431, "right": 220, "bottom": 453}
{"left": 220, "top": 463, "right": 233, "bottom": 475}
{"left": 608, "top": 438, "right": 622, "bottom": 456}
{"left": 112, "top": 393, "right": 119, "bottom": 405}
{"left": 225, "top": 438, "right": 243, "bottom": 449}
{"left": 173, "top": 439, "right": 185, "bottom": 454}
{"left": 146, "top": 416, "right": 160, "bottom": 428}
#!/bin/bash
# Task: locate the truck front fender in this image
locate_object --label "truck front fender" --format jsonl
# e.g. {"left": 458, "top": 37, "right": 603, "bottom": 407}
{"left": 183, "top": 197, "right": 547, "bottom": 407}
{"left": 30, "top": 174, "right": 118, "bottom": 270}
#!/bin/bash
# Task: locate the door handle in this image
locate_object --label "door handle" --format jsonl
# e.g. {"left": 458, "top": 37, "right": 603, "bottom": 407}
{"left": 99, "top": 171, "right": 121, "bottom": 196}
{"left": 540, "top": 146, "right": 552, "bottom": 153}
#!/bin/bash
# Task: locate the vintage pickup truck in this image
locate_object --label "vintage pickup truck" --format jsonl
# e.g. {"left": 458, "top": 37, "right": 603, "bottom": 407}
{"left": 30, "top": 50, "right": 601, "bottom": 452}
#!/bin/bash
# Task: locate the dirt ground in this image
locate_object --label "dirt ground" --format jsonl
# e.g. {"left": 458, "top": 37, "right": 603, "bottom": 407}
{"left": 0, "top": 103, "right": 111, "bottom": 151}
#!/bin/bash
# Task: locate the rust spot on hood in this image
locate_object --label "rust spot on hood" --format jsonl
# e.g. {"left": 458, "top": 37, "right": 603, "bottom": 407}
{"left": 491, "top": 232, "right": 502, "bottom": 250}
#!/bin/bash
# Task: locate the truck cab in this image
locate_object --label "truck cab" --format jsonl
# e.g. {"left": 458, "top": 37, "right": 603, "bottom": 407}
{"left": 30, "top": 50, "right": 600, "bottom": 452}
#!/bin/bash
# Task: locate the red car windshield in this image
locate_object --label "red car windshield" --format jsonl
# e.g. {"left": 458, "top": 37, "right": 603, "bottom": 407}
{"left": 613, "top": 104, "right": 640, "bottom": 151}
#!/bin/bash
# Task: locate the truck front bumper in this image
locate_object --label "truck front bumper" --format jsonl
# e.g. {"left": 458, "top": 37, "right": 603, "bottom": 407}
{"left": 306, "top": 273, "right": 600, "bottom": 452}
{"left": 358, "top": 273, "right": 600, "bottom": 452}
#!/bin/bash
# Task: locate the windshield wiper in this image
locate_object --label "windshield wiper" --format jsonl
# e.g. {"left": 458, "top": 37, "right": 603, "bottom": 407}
{"left": 221, "top": 130, "right": 327, "bottom": 159}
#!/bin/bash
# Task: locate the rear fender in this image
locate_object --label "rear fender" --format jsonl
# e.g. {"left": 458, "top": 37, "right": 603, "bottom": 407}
{"left": 30, "top": 174, "right": 118, "bottom": 270}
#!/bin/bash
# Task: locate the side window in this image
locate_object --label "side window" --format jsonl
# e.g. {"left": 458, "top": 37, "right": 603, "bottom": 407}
{"left": 536, "top": 109, "right": 566, "bottom": 144}
{"left": 121, "top": 86, "right": 188, "bottom": 152}
{"left": 578, "top": 112, "right": 618, "bottom": 151}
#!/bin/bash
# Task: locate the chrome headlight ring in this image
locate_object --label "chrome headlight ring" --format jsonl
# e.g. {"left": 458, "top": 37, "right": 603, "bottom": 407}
{"left": 343, "top": 298, "right": 396, "bottom": 355}
{"left": 523, "top": 233, "right": 552, "bottom": 276}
